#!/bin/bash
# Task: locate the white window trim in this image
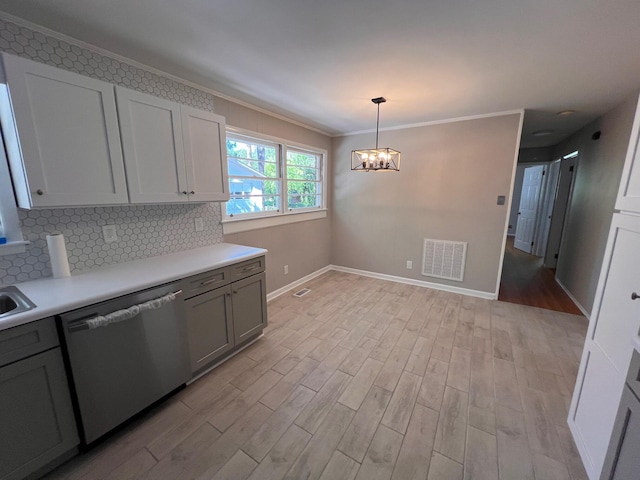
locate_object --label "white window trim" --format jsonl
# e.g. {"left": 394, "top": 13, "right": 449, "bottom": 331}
{"left": 0, "top": 137, "right": 27, "bottom": 255}
{"left": 223, "top": 127, "right": 328, "bottom": 234}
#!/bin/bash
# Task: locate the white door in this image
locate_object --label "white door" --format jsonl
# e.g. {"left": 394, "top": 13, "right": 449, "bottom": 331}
{"left": 533, "top": 160, "right": 561, "bottom": 256}
{"left": 514, "top": 165, "right": 544, "bottom": 253}
{"left": 181, "top": 106, "right": 229, "bottom": 202}
{"left": 544, "top": 157, "right": 577, "bottom": 268}
{"left": 115, "top": 86, "right": 188, "bottom": 204}
{"left": 1, "top": 53, "right": 128, "bottom": 208}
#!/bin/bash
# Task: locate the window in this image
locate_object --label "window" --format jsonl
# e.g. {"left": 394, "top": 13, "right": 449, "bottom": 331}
{"left": 0, "top": 134, "right": 27, "bottom": 255}
{"left": 225, "top": 130, "right": 326, "bottom": 223}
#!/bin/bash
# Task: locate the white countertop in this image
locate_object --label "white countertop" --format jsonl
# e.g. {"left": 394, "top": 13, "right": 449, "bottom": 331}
{"left": 633, "top": 336, "right": 640, "bottom": 353}
{"left": 0, "top": 243, "right": 267, "bottom": 331}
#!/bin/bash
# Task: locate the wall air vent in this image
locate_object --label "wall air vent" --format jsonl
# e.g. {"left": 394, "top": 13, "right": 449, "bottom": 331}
{"left": 293, "top": 288, "right": 311, "bottom": 298}
{"left": 422, "top": 239, "right": 467, "bottom": 282}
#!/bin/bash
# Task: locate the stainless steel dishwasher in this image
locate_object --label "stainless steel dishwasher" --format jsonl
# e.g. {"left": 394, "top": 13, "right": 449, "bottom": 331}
{"left": 59, "top": 281, "right": 190, "bottom": 444}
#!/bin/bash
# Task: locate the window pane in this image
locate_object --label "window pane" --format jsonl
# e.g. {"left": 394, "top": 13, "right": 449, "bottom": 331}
{"left": 286, "top": 166, "right": 319, "bottom": 181}
{"left": 288, "top": 194, "right": 321, "bottom": 209}
{"left": 287, "top": 150, "right": 319, "bottom": 168}
{"left": 227, "top": 137, "right": 279, "bottom": 178}
{"left": 227, "top": 195, "right": 280, "bottom": 215}
{"left": 287, "top": 181, "right": 318, "bottom": 196}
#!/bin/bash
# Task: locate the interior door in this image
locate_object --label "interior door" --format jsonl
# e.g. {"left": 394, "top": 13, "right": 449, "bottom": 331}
{"left": 514, "top": 165, "right": 544, "bottom": 253}
{"left": 544, "top": 156, "right": 577, "bottom": 267}
{"left": 533, "top": 160, "right": 561, "bottom": 256}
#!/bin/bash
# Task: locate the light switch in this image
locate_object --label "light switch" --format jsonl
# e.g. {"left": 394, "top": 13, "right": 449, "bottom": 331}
{"left": 497, "top": 195, "right": 506, "bottom": 205}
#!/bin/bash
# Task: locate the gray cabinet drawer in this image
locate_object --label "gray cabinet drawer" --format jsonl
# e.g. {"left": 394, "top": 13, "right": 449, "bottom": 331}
{"left": 229, "top": 256, "right": 265, "bottom": 282}
{"left": 0, "top": 317, "right": 59, "bottom": 367}
{"left": 183, "top": 267, "right": 230, "bottom": 298}
{"left": 626, "top": 350, "right": 640, "bottom": 400}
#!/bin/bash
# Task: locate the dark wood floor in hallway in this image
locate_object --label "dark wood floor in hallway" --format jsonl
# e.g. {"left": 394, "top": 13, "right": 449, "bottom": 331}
{"left": 499, "top": 237, "right": 583, "bottom": 315}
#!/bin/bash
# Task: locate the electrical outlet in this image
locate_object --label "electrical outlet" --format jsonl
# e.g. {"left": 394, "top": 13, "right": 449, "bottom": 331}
{"left": 406, "top": 260, "right": 413, "bottom": 269}
{"left": 102, "top": 225, "right": 118, "bottom": 243}
{"left": 284, "top": 265, "right": 289, "bottom": 275}
{"left": 195, "top": 217, "right": 204, "bottom": 232}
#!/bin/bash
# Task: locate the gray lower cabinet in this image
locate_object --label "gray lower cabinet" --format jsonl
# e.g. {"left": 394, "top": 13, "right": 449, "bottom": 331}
{"left": 0, "top": 319, "right": 79, "bottom": 480}
{"left": 184, "top": 257, "right": 267, "bottom": 374}
{"left": 232, "top": 272, "right": 267, "bottom": 345}
{"left": 185, "top": 285, "right": 234, "bottom": 372}
{"left": 601, "top": 351, "right": 640, "bottom": 480}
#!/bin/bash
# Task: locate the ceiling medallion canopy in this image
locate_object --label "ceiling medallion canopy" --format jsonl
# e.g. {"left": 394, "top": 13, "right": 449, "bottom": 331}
{"left": 351, "top": 97, "right": 400, "bottom": 172}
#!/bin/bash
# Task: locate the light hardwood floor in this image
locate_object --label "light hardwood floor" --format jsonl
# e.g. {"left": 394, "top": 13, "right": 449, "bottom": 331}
{"left": 45, "top": 271, "right": 589, "bottom": 480}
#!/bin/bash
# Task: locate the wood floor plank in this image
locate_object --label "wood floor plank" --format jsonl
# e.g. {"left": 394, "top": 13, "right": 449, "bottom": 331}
{"left": 381, "top": 371, "right": 422, "bottom": 434}
{"left": 302, "top": 345, "right": 351, "bottom": 391}
{"left": 243, "top": 385, "right": 316, "bottom": 462}
{"left": 338, "top": 386, "right": 393, "bottom": 463}
{"left": 103, "top": 448, "right": 157, "bottom": 480}
{"left": 519, "top": 387, "right": 564, "bottom": 462}
{"left": 296, "top": 370, "right": 352, "bottom": 434}
{"left": 273, "top": 336, "right": 323, "bottom": 375}
{"left": 211, "top": 450, "right": 257, "bottom": 480}
{"left": 556, "top": 425, "right": 589, "bottom": 480}
{"left": 230, "top": 344, "right": 290, "bottom": 391}
{"left": 447, "top": 347, "right": 471, "bottom": 392}
{"left": 463, "top": 426, "right": 498, "bottom": 480}
{"left": 285, "top": 403, "right": 356, "bottom": 480}
{"left": 246, "top": 424, "right": 312, "bottom": 480}
{"left": 210, "top": 370, "right": 282, "bottom": 432}
{"left": 417, "top": 379, "right": 446, "bottom": 411}
{"left": 391, "top": 404, "right": 438, "bottom": 480}
{"left": 354, "top": 424, "right": 404, "bottom": 480}
{"left": 338, "top": 357, "right": 384, "bottom": 410}
{"left": 318, "top": 451, "right": 360, "bottom": 480}
{"left": 339, "top": 337, "right": 378, "bottom": 376}
{"left": 532, "top": 453, "right": 571, "bottom": 480}
{"left": 374, "top": 345, "right": 411, "bottom": 392}
{"left": 259, "top": 356, "right": 320, "bottom": 410}
{"left": 434, "top": 386, "right": 468, "bottom": 463}
{"left": 495, "top": 404, "right": 535, "bottom": 480}
{"left": 405, "top": 335, "right": 435, "bottom": 376}
{"left": 427, "top": 452, "right": 463, "bottom": 480}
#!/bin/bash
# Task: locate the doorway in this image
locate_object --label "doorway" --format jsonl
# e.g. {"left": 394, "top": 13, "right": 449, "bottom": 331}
{"left": 499, "top": 152, "right": 579, "bottom": 313}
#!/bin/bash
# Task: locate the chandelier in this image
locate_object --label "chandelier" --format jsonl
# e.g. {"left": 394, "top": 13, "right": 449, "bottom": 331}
{"left": 351, "top": 97, "right": 400, "bottom": 172}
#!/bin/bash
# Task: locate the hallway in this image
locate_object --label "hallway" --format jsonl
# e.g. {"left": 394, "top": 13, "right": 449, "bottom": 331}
{"left": 499, "top": 237, "right": 583, "bottom": 315}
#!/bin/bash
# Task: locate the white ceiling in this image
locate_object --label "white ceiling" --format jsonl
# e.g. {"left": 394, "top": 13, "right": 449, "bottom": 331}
{"left": 1, "top": 0, "right": 640, "bottom": 148}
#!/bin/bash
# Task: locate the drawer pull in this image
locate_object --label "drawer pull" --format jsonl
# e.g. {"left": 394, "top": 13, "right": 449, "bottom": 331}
{"left": 200, "top": 278, "right": 220, "bottom": 286}
{"left": 242, "top": 265, "right": 260, "bottom": 272}
{"left": 632, "top": 292, "right": 639, "bottom": 300}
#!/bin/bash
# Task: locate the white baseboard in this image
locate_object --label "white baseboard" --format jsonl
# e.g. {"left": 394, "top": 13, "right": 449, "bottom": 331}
{"left": 330, "top": 265, "right": 498, "bottom": 300}
{"left": 267, "top": 264, "right": 497, "bottom": 302}
{"left": 266, "top": 265, "right": 332, "bottom": 302}
{"left": 555, "top": 277, "right": 591, "bottom": 319}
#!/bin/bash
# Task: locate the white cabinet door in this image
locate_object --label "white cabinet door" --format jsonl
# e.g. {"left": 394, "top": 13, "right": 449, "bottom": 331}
{"left": 181, "top": 106, "right": 229, "bottom": 202}
{"left": 569, "top": 213, "right": 640, "bottom": 479}
{"left": 116, "top": 87, "right": 188, "bottom": 204}
{"left": 0, "top": 53, "right": 128, "bottom": 208}
{"left": 616, "top": 93, "right": 640, "bottom": 213}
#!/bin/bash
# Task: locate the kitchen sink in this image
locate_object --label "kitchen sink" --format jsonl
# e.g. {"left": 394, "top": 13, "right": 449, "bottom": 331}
{"left": 0, "top": 286, "right": 36, "bottom": 318}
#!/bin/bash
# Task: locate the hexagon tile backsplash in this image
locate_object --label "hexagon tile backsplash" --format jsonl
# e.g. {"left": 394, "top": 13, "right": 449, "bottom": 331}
{"left": 1, "top": 203, "right": 224, "bottom": 285}
{"left": 0, "top": 17, "right": 226, "bottom": 285}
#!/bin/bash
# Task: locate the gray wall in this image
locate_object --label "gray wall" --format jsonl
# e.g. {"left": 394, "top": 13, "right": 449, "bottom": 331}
{"left": 331, "top": 113, "right": 522, "bottom": 296}
{"left": 553, "top": 92, "right": 638, "bottom": 314}
{"left": 218, "top": 98, "right": 332, "bottom": 294}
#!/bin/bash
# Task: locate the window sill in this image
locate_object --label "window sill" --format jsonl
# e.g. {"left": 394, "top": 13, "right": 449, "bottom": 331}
{"left": 0, "top": 240, "right": 29, "bottom": 256}
{"left": 222, "top": 209, "right": 327, "bottom": 235}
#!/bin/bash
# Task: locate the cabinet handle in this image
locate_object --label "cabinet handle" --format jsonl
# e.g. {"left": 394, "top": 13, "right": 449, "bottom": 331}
{"left": 242, "top": 265, "right": 260, "bottom": 272}
{"left": 182, "top": 191, "right": 188, "bottom": 195}
{"left": 200, "top": 278, "right": 219, "bottom": 286}
{"left": 36, "top": 189, "right": 44, "bottom": 196}
{"left": 190, "top": 191, "right": 195, "bottom": 195}
{"left": 233, "top": 290, "right": 238, "bottom": 294}
{"left": 632, "top": 292, "right": 639, "bottom": 300}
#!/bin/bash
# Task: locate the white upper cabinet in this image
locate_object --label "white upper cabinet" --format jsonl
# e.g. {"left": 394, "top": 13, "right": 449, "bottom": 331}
{"left": 181, "top": 106, "right": 229, "bottom": 202}
{"left": 0, "top": 53, "right": 128, "bottom": 208}
{"left": 116, "top": 87, "right": 228, "bottom": 204}
{"left": 616, "top": 93, "right": 640, "bottom": 213}
{"left": 116, "top": 87, "right": 188, "bottom": 204}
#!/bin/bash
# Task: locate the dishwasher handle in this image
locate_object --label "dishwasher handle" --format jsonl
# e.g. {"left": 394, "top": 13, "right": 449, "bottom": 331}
{"left": 67, "top": 289, "right": 183, "bottom": 332}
